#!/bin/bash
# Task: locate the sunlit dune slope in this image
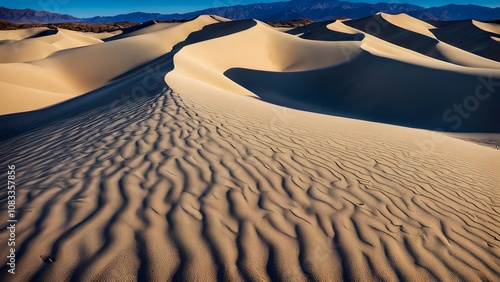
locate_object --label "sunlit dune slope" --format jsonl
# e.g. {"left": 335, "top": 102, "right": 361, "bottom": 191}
{"left": 0, "top": 13, "right": 500, "bottom": 281}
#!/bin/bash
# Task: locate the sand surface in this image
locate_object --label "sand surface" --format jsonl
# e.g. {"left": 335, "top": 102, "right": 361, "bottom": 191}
{"left": 0, "top": 14, "right": 499, "bottom": 281}
{"left": 0, "top": 16, "right": 221, "bottom": 115}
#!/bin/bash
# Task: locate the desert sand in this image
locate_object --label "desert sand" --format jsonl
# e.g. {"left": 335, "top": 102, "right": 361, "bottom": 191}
{"left": 0, "top": 14, "right": 499, "bottom": 281}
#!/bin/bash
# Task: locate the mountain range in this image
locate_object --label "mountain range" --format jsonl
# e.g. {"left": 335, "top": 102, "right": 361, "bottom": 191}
{"left": 1, "top": 0, "right": 500, "bottom": 23}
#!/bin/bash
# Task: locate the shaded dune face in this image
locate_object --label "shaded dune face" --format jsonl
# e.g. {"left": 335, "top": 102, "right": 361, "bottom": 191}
{"left": 0, "top": 13, "right": 500, "bottom": 281}
{"left": 286, "top": 20, "right": 366, "bottom": 42}
{"left": 344, "top": 14, "right": 445, "bottom": 61}
{"left": 429, "top": 19, "right": 500, "bottom": 62}
{"left": 224, "top": 52, "right": 500, "bottom": 132}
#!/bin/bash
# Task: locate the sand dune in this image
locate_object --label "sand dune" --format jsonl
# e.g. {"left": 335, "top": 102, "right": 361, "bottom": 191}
{"left": 81, "top": 30, "right": 123, "bottom": 40}
{"left": 0, "top": 29, "right": 103, "bottom": 63}
{"left": 0, "top": 81, "right": 74, "bottom": 115}
{"left": 472, "top": 20, "right": 500, "bottom": 35}
{"left": 104, "top": 21, "right": 182, "bottom": 41}
{"left": 285, "top": 20, "right": 364, "bottom": 42}
{"left": 380, "top": 13, "right": 437, "bottom": 38}
{"left": 0, "top": 13, "right": 499, "bottom": 281}
{"left": 0, "top": 27, "right": 52, "bottom": 41}
{"left": 166, "top": 18, "right": 500, "bottom": 131}
{"left": 166, "top": 20, "right": 364, "bottom": 98}
{"left": 430, "top": 19, "right": 500, "bottom": 62}
{"left": 225, "top": 52, "right": 500, "bottom": 132}
{"left": 343, "top": 13, "right": 500, "bottom": 68}
{"left": 30, "top": 16, "right": 219, "bottom": 93}
{"left": 326, "top": 19, "right": 500, "bottom": 69}
{"left": 344, "top": 14, "right": 445, "bottom": 61}
{"left": 0, "top": 16, "right": 221, "bottom": 115}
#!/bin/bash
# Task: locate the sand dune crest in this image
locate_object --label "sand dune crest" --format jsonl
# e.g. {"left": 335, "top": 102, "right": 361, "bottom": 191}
{"left": 0, "top": 13, "right": 499, "bottom": 281}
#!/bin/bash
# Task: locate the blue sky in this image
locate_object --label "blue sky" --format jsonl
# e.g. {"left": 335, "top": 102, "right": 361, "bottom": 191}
{"left": 352, "top": 0, "right": 500, "bottom": 7}
{"left": 1, "top": 0, "right": 498, "bottom": 17}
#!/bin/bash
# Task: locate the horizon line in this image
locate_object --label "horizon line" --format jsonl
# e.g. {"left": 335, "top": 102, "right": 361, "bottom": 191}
{"left": 1, "top": 1, "right": 499, "bottom": 19}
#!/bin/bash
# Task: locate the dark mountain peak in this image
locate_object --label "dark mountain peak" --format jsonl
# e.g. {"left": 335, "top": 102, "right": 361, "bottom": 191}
{"left": 0, "top": 6, "right": 79, "bottom": 23}
{"left": 409, "top": 4, "right": 500, "bottom": 20}
{"left": 1, "top": 1, "right": 499, "bottom": 24}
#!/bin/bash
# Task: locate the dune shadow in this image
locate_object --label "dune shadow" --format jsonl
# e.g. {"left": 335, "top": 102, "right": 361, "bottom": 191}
{"left": 103, "top": 20, "right": 158, "bottom": 42}
{"left": 429, "top": 20, "right": 500, "bottom": 62}
{"left": 172, "top": 18, "right": 257, "bottom": 52}
{"left": 287, "top": 20, "right": 365, "bottom": 42}
{"left": 27, "top": 29, "right": 59, "bottom": 39}
{"left": 225, "top": 51, "right": 500, "bottom": 132}
{"left": 103, "top": 20, "right": 178, "bottom": 42}
{"left": 344, "top": 15, "right": 446, "bottom": 61}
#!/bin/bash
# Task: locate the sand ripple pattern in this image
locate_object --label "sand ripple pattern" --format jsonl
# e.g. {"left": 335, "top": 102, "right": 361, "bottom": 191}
{"left": 0, "top": 89, "right": 499, "bottom": 281}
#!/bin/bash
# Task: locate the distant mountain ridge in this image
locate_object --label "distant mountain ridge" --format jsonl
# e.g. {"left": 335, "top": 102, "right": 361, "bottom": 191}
{"left": 0, "top": 7, "right": 79, "bottom": 23}
{"left": 409, "top": 4, "right": 500, "bottom": 21}
{"left": 1, "top": 1, "right": 500, "bottom": 24}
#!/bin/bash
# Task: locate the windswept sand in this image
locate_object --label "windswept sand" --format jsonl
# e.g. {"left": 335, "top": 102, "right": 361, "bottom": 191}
{"left": 0, "top": 14, "right": 500, "bottom": 281}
